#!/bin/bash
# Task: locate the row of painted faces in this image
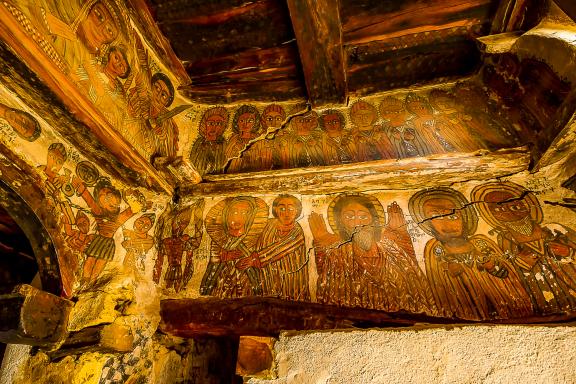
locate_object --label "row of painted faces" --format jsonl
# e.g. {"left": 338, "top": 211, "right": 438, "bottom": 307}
{"left": 197, "top": 89, "right": 483, "bottom": 141}
{"left": 187, "top": 181, "right": 576, "bottom": 320}
{"left": 191, "top": 86, "right": 512, "bottom": 174}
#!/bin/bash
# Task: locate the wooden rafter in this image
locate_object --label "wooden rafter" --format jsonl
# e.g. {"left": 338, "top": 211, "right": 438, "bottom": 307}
{"left": 287, "top": 0, "right": 347, "bottom": 107}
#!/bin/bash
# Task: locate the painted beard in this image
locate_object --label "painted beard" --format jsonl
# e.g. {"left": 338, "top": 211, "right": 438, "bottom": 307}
{"left": 350, "top": 226, "right": 375, "bottom": 251}
{"left": 504, "top": 215, "right": 534, "bottom": 236}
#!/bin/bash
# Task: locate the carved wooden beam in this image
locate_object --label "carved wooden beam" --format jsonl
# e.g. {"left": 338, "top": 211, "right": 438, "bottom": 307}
{"left": 181, "top": 147, "right": 531, "bottom": 198}
{"left": 0, "top": 5, "right": 172, "bottom": 194}
{"left": 0, "top": 285, "right": 72, "bottom": 348}
{"left": 554, "top": 0, "right": 576, "bottom": 23}
{"left": 286, "top": 0, "right": 347, "bottom": 107}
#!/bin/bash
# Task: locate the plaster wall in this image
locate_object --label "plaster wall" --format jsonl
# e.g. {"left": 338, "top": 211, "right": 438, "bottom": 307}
{"left": 251, "top": 325, "right": 576, "bottom": 384}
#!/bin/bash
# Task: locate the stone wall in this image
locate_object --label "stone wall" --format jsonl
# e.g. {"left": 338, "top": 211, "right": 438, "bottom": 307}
{"left": 250, "top": 325, "right": 576, "bottom": 384}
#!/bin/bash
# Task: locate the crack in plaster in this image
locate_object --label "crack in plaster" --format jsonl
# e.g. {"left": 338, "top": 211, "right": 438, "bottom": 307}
{"left": 222, "top": 105, "right": 311, "bottom": 173}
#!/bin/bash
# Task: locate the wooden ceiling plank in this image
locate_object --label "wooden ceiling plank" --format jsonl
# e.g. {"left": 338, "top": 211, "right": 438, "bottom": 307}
{"left": 186, "top": 45, "right": 300, "bottom": 77}
{"left": 343, "top": 0, "right": 494, "bottom": 44}
{"left": 554, "top": 0, "right": 576, "bottom": 24}
{"left": 126, "top": 0, "right": 190, "bottom": 85}
{"left": 180, "top": 79, "right": 305, "bottom": 104}
{"left": 286, "top": 0, "right": 347, "bottom": 107}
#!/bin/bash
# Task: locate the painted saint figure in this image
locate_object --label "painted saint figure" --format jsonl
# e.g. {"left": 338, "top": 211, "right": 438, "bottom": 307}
{"left": 238, "top": 194, "right": 310, "bottom": 301}
{"left": 349, "top": 100, "right": 395, "bottom": 161}
{"left": 405, "top": 93, "right": 477, "bottom": 154}
{"left": 123, "top": 213, "right": 155, "bottom": 272}
{"left": 408, "top": 187, "right": 532, "bottom": 320}
{"left": 281, "top": 111, "right": 324, "bottom": 169}
{"left": 0, "top": 103, "right": 41, "bottom": 141}
{"left": 72, "top": 177, "right": 146, "bottom": 284}
{"left": 378, "top": 97, "right": 427, "bottom": 158}
{"left": 261, "top": 104, "right": 287, "bottom": 169}
{"left": 225, "top": 105, "right": 269, "bottom": 173}
{"left": 200, "top": 196, "right": 269, "bottom": 298}
{"left": 154, "top": 201, "right": 204, "bottom": 292}
{"left": 472, "top": 181, "right": 576, "bottom": 314}
{"left": 318, "top": 110, "right": 354, "bottom": 166}
{"left": 309, "top": 193, "right": 436, "bottom": 313}
{"left": 190, "top": 107, "right": 228, "bottom": 175}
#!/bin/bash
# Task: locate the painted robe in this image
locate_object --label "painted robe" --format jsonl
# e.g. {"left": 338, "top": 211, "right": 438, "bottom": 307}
{"left": 496, "top": 224, "right": 576, "bottom": 314}
{"left": 315, "top": 238, "right": 436, "bottom": 314}
{"left": 255, "top": 219, "right": 310, "bottom": 301}
{"left": 424, "top": 235, "right": 533, "bottom": 320}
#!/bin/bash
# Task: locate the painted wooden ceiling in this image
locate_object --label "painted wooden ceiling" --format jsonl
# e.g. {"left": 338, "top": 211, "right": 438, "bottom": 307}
{"left": 139, "top": 0, "right": 544, "bottom": 106}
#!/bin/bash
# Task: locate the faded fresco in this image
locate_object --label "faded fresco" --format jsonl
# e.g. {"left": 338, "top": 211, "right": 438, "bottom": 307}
{"left": 3, "top": 0, "right": 193, "bottom": 165}
{"left": 151, "top": 180, "right": 576, "bottom": 321}
{"left": 189, "top": 82, "right": 525, "bottom": 176}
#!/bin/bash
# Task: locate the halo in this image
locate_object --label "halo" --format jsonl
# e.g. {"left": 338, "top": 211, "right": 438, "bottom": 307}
{"left": 76, "top": 161, "right": 100, "bottom": 187}
{"left": 470, "top": 181, "right": 543, "bottom": 229}
{"left": 205, "top": 196, "right": 269, "bottom": 249}
{"left": 408, "top": 187, "right": 478, "bottom": 237}
{"left": 327, "top": 192, "right": 385, "bottom": 234}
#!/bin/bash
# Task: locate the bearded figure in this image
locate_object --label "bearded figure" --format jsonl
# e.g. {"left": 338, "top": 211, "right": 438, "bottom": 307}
{"left": 200, "top": 196, "right": 269, "bottom": 298}
{"left": 409, "top": 187, "right": 532, "bottom": 320}
{"left": 472, "top": 181, "right": 576, "bottom": 315}
{"left": 308, "top": 193, "right": 436, "bottom": 314}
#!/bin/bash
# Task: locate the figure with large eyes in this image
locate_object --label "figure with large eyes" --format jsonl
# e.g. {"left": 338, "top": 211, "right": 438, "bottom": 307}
{"left": 280, "top": 111, "right": 324, "bottom": 169}
{"left": 225, "top": 105, "right": 271, "bottom": 173}
{"left": 472, "top": 181, "right": 576, "bottom": 314}
{"left": 308, "top": 193, "right": 436, "bottom": 313}
{"left": 200, "top": 196, "right": 269, "bottom": 298}
{"left": 237, "top": 194, "right": 310, "bottom": 301}
{"left": 190, "top": 107, "right": 228, "bottom": 175}
{"left": 72, "top": 177, "right": 146, "bottom": 285}
{"left": 102, "top": 45, "right": 132, "bottom": 98}
{"left": 319, "top": 110, "right": 354, "bottom": 165}
{"left": 378, "top": 97, "right": 427, "bottom": 158}
{"left": 261, "top": 104, "right": 287, "bottom": 169}
{"left": 408, "top": 187, "right": 532, "bottom": 320}
{"left": 349, "top": 100, "right": 395, "bottom": 162}
{"left": 0, "top": 103, "right": 41, "bottom": 142}
{"left": 122, "top": 213, "right": 156, "bottom": 272}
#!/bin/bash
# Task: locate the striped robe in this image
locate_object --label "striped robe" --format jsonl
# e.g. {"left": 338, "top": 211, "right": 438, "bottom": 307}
{"left": 425, "top": 235, "right": 533, "bottom": 320}
{"left": 255, "top": 219, "right": 310, "bottom": 301}
{"left": 315, "top": 238, "right": 436, "bottom": 314}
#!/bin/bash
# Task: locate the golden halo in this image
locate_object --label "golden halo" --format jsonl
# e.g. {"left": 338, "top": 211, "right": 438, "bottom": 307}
{"left": 327, "top": 192, "right": 386, "bottom": 234}
{"left": 408, "top": 187, "right": 478, "bottom": 237}
{"left": 205, "top": 196, "right": 269, "bottom": 249}
{"left": 470, "top": 181, "right": 543, "bottom": 229}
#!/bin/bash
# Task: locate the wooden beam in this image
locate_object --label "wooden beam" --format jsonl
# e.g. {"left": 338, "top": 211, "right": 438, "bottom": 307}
{"left": 181, "top": 148, "right": 531, "bottom": 198}
{"left": 160, "top": 296, "right": 576, "bottom": 338}
{"left": 554, "top": 0, "right": 576, "bottom": 23}
{"left": 48, "top": 323, "right": 134, "bottom": 359}
{"left": 342, "top": 0, "right": 494, "bottom": 45}
{"left": 180, "top": 79, "right": 306, "bottom": 104}
{"left": 0, "top": 5, "right": 172, "bottom": 194}
{"left": 287, "top": 0, "right": 347, "bottom": 107}
{"left": 0, "top": 285, "right": 72, "bottom": 348}
{"left": 159, "top": 297, "right": 457, "bottom": 338}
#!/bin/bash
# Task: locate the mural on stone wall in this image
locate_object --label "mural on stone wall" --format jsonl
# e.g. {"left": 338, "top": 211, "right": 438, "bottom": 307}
{"left": 0, "top": 80, "right": 166, "bottom": 296}
{"left": 3, "top": 0, "right": 193, "bottom": 164}
{"left": 189, "top": 82, "right": 526, "bottom": 176}
{"left": 153, "top": 181, "right": 576, "bottom": 321}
